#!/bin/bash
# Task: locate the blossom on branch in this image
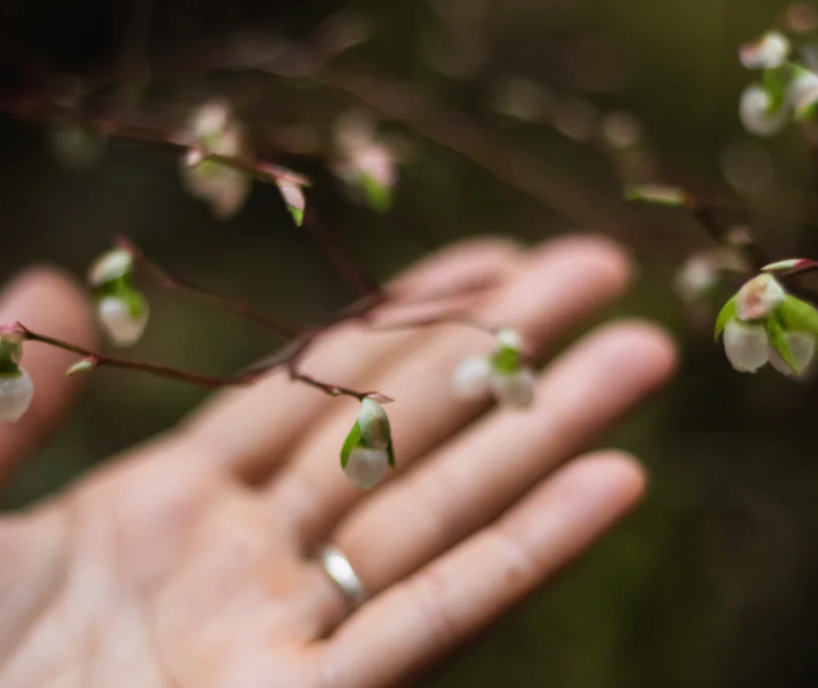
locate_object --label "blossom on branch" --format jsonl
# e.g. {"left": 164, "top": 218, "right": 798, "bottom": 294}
{"left": 88, "top": 248, "right": 149, "bottom": 347}
{"left": 180, "top": 100, "right": 252, "bottom": 220}
{"left": 340, "top": 396, "right": 395, "bottom": 489}
{"left": 715, "top": 273, "right": 818, "bottom": 376}
{"left": 453, "top": 328, "right": 536, "bottom": 408}
{"left": 0, "top": 325, "right": 34, "bottom": 423}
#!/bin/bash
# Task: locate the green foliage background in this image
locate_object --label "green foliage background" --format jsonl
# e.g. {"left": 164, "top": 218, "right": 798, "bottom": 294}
{"left": 2, "top": 0, "right": 818, "bottom": 686}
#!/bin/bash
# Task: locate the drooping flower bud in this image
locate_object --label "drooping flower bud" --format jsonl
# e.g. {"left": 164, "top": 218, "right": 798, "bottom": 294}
{"left": 333, "top": 111, "right": 398, "bottom": 212}
{"left": 340, "top": 397, "right": 395, "bottom": 489}
{"left": 88, "top": 247, "right": 149, "bottom": 347}
{"left": 180, "top": 100, "right": 252, "bottom": 220}
{"left": 0, "top": 325, "right": 33, "bottom": 423}
{"left": 739, "top": 84, "right": 791, "bottom": 136}
{"left": 0, "top": 368, "right": 34, "bottom": 423}
{"left": 452, "top": 328, "right": 537, "bottom": 409}
{"left": 739, "top": 31, "right": 791, "bottom": 69}
{"left": 715, "top": 278, "right": 818, "bottom": 377}
{"left": 97, "top": 295, "right": 150, "bottom": 348}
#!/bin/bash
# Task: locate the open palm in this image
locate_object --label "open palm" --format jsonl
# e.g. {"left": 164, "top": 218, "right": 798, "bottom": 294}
{"left": 0, "top": 236, "right": 675, "bottom": 688}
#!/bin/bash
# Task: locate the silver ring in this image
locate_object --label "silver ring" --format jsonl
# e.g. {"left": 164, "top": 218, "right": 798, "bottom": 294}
{"left": 318, "top": 545, "right": 368, "bottom": 609}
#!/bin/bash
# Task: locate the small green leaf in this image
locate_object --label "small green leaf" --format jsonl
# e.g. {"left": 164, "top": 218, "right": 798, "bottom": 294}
{"left": 0, "top": 358, "right": 21, "bottom": 377}
{"left": 777, "top": 295, "right": 818, "bottom": 337}
{"left": 66, "top": 358, "right": 97, "bottom": 376}
{"left": 623, "top": 184, "right": 689, "bottom": 207}
{"left": 386, "top": 437, "right": 395, "bottom": 469}
{"left": 492, "top": 346, "right": 520, "bottom": 374}
{"left": 289, "top": 206, "right": 304, "bottom": 227}
{"left": 340, "top": 421, "right": 363, "bottom": 469}
{"left": 714, "top": 296, "right": 738, "bottom": 342}
{"left": 762, "top": 65, "right": 789, "bottom": 114}
{"left": 765, "top": 314, "right": 801, "bottom": 373}
{"left": 362, "top": 174, "right": 392, "bottom": 213}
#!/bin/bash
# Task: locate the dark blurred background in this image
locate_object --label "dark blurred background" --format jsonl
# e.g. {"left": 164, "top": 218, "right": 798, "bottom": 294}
{"left": 2, "top": 0, "right": 818, "bottom": 686}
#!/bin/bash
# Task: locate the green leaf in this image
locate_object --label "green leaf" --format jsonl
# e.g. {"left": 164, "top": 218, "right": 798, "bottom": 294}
{"left": 762, "top": 64, "right": 791, "bottom": 114}
{"left": 714, "top": 296, "right": 738, "bottom": 342}
{"left": 386, "top": 437, "right": 395, "bottom": 469}
{"left": 0, "top": 359, "right": 21, "bottom": 377}
{"left": 492, "top": 346, "right": 520, "bottom": 374}
{"left": 623, "top": 184, "right": 689, "bottom": 207}
{"left": 289, "top": 206, "right": 304, "bottom": 227}
{"left": 362, "top": 174, "right": 392, "bottom": 213}
{"left": 777, "top": 295, "right": 818, "bottom": 337}
{"left": 340, "top": 421, "right": 363, "bottom": 469}
{"left": 765, "top": 314, "right": 801, "bottom": 373}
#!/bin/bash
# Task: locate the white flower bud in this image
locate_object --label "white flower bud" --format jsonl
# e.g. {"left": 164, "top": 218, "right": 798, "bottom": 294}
{"left": 496, "top": 328, "right": 522, "bottom": 351}
{"left": 723, "top": 319, "right": 769, "bottom": 373}
{"left": 88, "top": 249, "right": 133, "bottom": 287}
{"left": 188, "top": 100, "right": 233, "bottom": 142}
{"left": 769, "top": 330, "right": 816, "bottom": 376}
{"left": 357, "top": 397, "right": 391, "bottom": 449}
{"left": 739, "top": 31, "right": 791, "bottom": 69}
{"left": 788, "top": 68, "right": 818, "bottom": 118}
{"left": 344, "top": 447, "right": 390, "bottom": 489}
{"left": 0, "top": 369, "right": 34, "bottom": 423}
{"left": 97, "top": 296, "right": 149, "bottom": 347}
{"left": 735, "top": 273, "right": 786, "bottom": 321}
{"left": 739, "top": 84, "right": 790, "bottom": 136}
{"left": 489, "top": 368, "right": 536, "bottom": 409}
{"left": 452, "top": 356, "right": 492, "bottom": 399}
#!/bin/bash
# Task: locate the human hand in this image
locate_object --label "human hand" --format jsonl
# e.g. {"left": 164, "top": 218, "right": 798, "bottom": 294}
{"left": 0, "top": 236, "right": 675, "bottom": 688}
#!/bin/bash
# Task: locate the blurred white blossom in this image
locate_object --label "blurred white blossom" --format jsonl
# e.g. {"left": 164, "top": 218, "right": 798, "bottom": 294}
{"left": 97, "top": 296, "right": 150, "bottom": 348}
{"left": 739, "top": 31, "right": 791, "bottom": 69}
{"left": 739, "top": 84, "right": 790, "bottom": 136}
{"left": 0, "top": 369, "right": 34, "bottom": 423}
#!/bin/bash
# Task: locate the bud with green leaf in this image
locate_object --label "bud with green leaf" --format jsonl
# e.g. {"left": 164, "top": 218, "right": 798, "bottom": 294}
{"left": 0, "top": 324, "right": 34, "bottom": 423}
{"left": 88, "top": 248, "right": 149, "bottom": 347}
{"left": 340, "top": 397, "right": 395, "bottom": 489}
{"left": 715, "top": 273, "right": 818, "bottom": 376}
{"left": 453, "top": 328, "right": 536, "bottom": 408}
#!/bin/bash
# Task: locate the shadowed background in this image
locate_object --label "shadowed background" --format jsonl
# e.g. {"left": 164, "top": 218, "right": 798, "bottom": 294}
{"left": 1, "top": 0, "right": 818, "bottom": 686}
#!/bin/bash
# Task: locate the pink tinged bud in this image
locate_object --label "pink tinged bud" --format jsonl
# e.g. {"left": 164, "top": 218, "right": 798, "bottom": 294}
{"left": 723, "top": 319, "right": 769, "bottom": 372}
{"left": 344, "top": 447, "right": 390, "bottom": 489}
{"left": 735, "top": 274, "right": 786, "bottom": 321}
{"left": 88, "top": 249, "right": 134, "bottom": 287}
{"left": 739, "top": 85, "right": 790, "bottom": 136}
{"left": 97, "top": 297, "right": 149, "bottom": 347}
{"left": 276, "top": 180, "right": 306, "bottom": 226}
{"left": 769, "top": 331, "right": 816, "bottom": 376}
{"left": 452, "top": 356, "right": 492, "bottom": 399}
{"left": 489, "top": 368, "right": 536, "bottom": 409}
{"left": 739, "top": 31, "right": 791, "bottom": 69}
{"left": 0, "top": 368, "right": 34, "bottom": 422}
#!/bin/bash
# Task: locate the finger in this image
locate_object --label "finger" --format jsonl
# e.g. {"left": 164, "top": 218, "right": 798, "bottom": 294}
{"left": 268, "top": 236, "right": 632, "bottom": 541}
{"left": 0, "top": 268, "right": 96, "bottom": 484}
{"left": 331, "top": 322, "right": 674, "bottom": 595}
{"left": 178, "top": 238, "right": 521, "bottom": 482}
{"left": 317, "top": 452, "right": 646, "bottom": 688}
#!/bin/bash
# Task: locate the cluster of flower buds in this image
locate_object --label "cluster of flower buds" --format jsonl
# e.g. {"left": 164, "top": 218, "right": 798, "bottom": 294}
{"left": 715, "top": 270, "right": 818, "bottom": 376}
{"left": 340, "top": 396, "right": 395, "bottom": 489}
{"left": 180, "top": 100, "right": 252, "bottom": 219}
{"left": 333, "top": 112, "right": 398, "bottom": 213}
{"left": 87, "top": 247, "right": 149, "bottom": 347}
{"left": 738, "top": 31, "right": 818, "bottom": 136}
{"left": 452, "top": 329, "right": 536, "bottom": 408}
{"left": 0, "top": 324, "right": 34, "bottom": 423}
